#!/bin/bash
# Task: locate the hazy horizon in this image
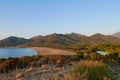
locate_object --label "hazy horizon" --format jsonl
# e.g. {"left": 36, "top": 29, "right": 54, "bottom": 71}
{"left": 0, "top": 32, "right": 119, "bottom": 40}
{"left": 0, "top": 0, "right": 120, "bottom": 39}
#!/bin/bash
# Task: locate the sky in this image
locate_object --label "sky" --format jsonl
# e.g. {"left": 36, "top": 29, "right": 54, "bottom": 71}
{"left": 0, "top": 0, "right": 120, "bottom": 39}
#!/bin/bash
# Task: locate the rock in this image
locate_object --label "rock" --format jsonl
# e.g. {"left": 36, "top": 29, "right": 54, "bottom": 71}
{"left": 26, "top": 67, "right": 33, "bottom": 72}
{"left": 15, "top": 73, "right": 24, "bottom": 79}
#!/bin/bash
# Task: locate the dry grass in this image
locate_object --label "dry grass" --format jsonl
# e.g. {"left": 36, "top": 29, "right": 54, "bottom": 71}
{"left": 65, "top": 60, "right": 115, "bottom": 80}
{"left": 0, "top": 60, "right": 115, "bottom": 80}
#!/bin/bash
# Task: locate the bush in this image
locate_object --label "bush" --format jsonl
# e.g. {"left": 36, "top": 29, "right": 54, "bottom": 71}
{"left": 69, "top": 60, "right": 115, "bottom": 80}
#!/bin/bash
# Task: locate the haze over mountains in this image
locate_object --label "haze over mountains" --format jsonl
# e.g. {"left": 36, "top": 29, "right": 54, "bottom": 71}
{"left": 0, "top": 32, "right": 120, "bottom": 47}
{"left": 112, "top": 32, "right": 120, "bottom": 38}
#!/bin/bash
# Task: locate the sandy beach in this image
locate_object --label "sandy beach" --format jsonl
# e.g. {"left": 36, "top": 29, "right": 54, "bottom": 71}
{"left": 31, "top": 47, "right": 76, "bottom": 55}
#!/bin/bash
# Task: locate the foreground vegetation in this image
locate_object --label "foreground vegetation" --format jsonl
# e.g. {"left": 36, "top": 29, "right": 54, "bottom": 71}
{"left": 0, "top": 55, "right": 78, "bottom": 74}
{"left": 0, "top": 44, "right": 120, "bottom": 80}
{"left": 69, "top": 60, "right": 115, "bottom": 80}
{"left": 0, "top": 59, "right": 115, "bottom": 80}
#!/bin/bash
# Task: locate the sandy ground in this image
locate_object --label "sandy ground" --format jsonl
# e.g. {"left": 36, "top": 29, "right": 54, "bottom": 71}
{"left": 31, "top": 47, "right": 76, "bottom": 55}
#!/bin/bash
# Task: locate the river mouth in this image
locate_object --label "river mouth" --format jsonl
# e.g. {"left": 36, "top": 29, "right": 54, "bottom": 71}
{"left": 0, "top": 48, "right": 38, "bottom": 59}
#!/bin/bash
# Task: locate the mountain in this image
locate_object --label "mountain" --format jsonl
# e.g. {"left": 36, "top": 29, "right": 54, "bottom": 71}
{"left": 0, "top": 33, "right": 120, "bottom": 47}
{"left": 65, "top": 32, "right": 87, "bottom": 41}
{"left": 22, "top": 33, "right": 120, "bottom": 47}
{"left": 21, "top": 33, "right": 80, "bottom": 47}
{"left": 0, "top": 36, "right": 29, "bottom": 47}
{"left": 112, "top": 32, "right": 120, "bottom": 38}
{"left": 65, "top": 32, "right": 85, "bottom": 37}
{"left": 88, "top": 33, "right": 120, "bottom": 44}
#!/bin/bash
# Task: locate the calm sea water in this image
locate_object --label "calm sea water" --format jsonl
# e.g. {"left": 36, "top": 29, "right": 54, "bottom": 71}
{"left": 0, "top": 48, "right": 37, "bottom": 58}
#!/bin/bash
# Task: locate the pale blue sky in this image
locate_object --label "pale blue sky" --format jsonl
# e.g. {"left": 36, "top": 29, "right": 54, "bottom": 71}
{"left": 0, "top": 0, "right": 120, "bottom": 39}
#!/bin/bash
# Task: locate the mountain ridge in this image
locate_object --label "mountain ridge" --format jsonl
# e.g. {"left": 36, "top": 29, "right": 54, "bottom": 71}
{"left": 0, "top": 32, "right": 120, "bottom": 47}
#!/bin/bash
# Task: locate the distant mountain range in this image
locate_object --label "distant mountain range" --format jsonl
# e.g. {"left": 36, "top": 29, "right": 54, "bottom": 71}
{"left": 0, "top": 32, "right": 120, "bottom": 47}
{"left": 112, "top": 32, "right": 120, "bottom": 38}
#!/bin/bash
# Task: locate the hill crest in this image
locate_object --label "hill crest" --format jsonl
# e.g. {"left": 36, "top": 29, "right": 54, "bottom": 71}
{"left": 0, "top": 32, "right": 120, "bottom": 47}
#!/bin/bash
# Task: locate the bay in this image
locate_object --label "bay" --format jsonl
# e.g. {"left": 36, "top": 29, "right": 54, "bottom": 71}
{"left": 0, "top": 48, "right": 37, "bottom": 58}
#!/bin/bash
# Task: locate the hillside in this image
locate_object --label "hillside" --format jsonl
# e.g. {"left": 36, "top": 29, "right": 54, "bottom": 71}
{"left": 0, "top": 33, "right": 120, "bottom": 47}
{"left": 88, "top": 33, "right": 120, "bottom": 44}
{"left": 0, "top": 36, "right": 29, "bottom": 47}
{"left": 21, "top": 33, "right": 80, "bottom": 47}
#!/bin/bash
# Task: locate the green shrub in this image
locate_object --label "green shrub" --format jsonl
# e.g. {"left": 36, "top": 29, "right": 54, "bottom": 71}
{"left": 70, "top": 60, "right": 115, "bottom": 80}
